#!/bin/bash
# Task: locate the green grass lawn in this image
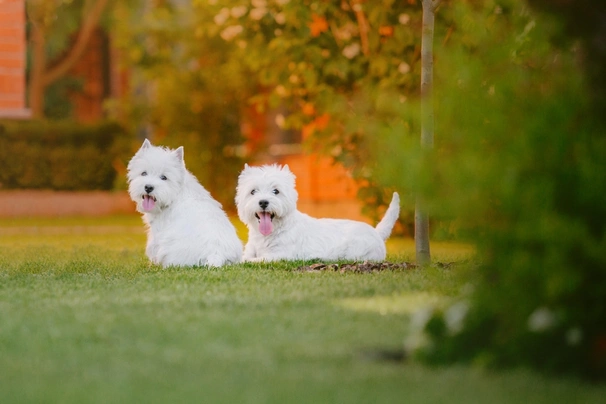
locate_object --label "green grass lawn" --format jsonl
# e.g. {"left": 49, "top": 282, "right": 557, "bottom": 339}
{"left": 0, "top": 216, "right": 603, "bottom": 403}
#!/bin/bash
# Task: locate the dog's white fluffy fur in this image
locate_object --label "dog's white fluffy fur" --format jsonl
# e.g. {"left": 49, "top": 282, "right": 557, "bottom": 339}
{"left": 127, "top": 139, "right": 242, "bottom": 267}
{"left": 235, "top": 164, "right": 400, "bottom": 262}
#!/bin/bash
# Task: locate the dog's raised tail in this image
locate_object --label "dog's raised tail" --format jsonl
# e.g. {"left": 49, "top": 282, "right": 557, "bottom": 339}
{"left": 375, "top": 192, "right": 400, "bottom": 241}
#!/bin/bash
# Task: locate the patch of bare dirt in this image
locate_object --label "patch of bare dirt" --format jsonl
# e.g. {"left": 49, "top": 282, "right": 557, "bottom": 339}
{"left": 296, "top": 260, "right": 458, "bottom": 273}
{"left": 296, "top": 261, "right": 418, "bottom": 273}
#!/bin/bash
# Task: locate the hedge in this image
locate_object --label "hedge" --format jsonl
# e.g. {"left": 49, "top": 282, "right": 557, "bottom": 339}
{"left": 0, "top": 120, "right": 132, "bottom": 191}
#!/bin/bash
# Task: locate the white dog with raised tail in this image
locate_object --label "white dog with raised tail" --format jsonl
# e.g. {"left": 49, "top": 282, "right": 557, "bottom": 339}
{"left": 127, "top": 139, "right": 242, "bottom": 267}
{"left": 235, "top": 164, "right": 400, "bottom": 262}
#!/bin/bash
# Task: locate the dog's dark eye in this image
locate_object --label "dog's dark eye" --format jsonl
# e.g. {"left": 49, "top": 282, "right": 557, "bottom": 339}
{"left": 160, "top": 175, "right": 167, "bottom": 181}
{"left": 272, "top": 189, "right": 280, "bottom": 195}
{"left": 250, "top": 189, "right": 257, "bottom": 195}
{"left": 141, "top": 171, "right": 147, "bottom": 176}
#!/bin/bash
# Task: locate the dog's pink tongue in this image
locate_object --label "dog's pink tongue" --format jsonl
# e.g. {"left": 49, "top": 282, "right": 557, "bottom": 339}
{"left": 258, "top": 212, "right": 273, "bottom": 236}
{"left": 142, "top": 195, "right": 155, "bottom": 211}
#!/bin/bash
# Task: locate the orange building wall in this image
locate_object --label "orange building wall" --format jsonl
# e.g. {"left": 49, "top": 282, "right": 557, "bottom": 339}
{"left": 281, "top": 154, "right": 358, "bottom": 202}
{"left": 276, "top": 153, "right": 368, "bottom": 223}
{"left": 0, "top": 0, "right": 29, "bottom": 118}
{"left": 243, "top": 104, "right": 366, "bottom": 222}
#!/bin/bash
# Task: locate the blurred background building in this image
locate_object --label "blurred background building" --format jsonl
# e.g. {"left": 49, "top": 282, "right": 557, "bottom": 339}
{"left": 0, "top": 0, "right": 29, "bottom": 119}
{"left": 0, "top": 0, "right": 364, "bottom": 220}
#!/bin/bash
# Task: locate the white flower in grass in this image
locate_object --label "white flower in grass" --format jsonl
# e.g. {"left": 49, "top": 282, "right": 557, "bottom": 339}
{"left": 461, "top": 282, "right": 475, "bottom": 296}
{"left": 220, "top": 25, "right": 243, "bottom": 41}
{"left": 528, "top": 307, "right": 556, "bottom": 332}
{"left": 410, "top": 306, "right": 434, "bottom": 332}
{"left": 404, "top": 307, "right": 435, "bottom": 353}
{"left": 404, "top": 331, "right": 431, "bottom": 353}
{"left": 214, "top": 8, "right": 230, "bottom": 25}
{"left": 342, "top": 43, "right": 360, "bottom": 59}
{"left": 445, "top": 301, "right": 469, "bottom": 335}
{"left": 231, "top": 6, "right": 248, "bottom": 18}
{"left": 566, "top": 327, "right": 583, "bottom": 346}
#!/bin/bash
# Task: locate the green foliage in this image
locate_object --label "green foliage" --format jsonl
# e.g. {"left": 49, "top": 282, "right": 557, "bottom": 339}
{"left": 26, "top": 0, "right": 84, "bottom": 58}
{"left": 0, "top": 120, "right": 132, "bottom": 190}
{"left": 194, "top": 0, "right": 423, "bottom": 221}
{"left": 526, "top": 0, "right": 606, "bottom": 112}
{"left": 110, "top": 0, "right": 428, "bottom": 221}
{"left": 372, "top": 0, "right": 606, "bottom": 379}
{"left": 43, "top": 76, "right": 84, "bottom": 120}
{"left": 26, "top": 0, "right": 119, "bottom": 119}
{"left": 111, "top": 0, "right": 247, "bottom": 208}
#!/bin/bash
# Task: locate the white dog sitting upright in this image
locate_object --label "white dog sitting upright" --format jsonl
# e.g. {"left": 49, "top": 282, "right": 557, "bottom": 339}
{"left": 235, "top": 164, "right": 400, "bottom": 262}
{"left": 127, "top": 139, "right": 242, "bottom": 267}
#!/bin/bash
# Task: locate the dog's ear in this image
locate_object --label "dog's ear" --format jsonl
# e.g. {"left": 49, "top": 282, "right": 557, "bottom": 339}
{"left": 141, "top": 138, "right": 152, "bottom": 149}
{"left": 282, "top": 164, "right": 291, "bottom": 172}
{"left": 174, "top": 146, "right": 184, "bottom": 162}
{"left": 244, "top": 163, "right": 250, "bottom": 170}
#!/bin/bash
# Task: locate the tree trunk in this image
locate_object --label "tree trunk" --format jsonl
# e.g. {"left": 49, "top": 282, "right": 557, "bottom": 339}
{"left": 415, "top": 0, "right": 438, "bottom": 266}
{"left": 43, "top": 0, "right": 110, "bottom": 87}
{"left": 27, "top": 0, "right": 110, "bottom": 118}
{"left": 28, "top": 22, "right": 47, "bottom": 118}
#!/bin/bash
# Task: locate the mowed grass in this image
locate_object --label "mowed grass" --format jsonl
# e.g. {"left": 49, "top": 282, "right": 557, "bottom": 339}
{"left": 0, "top": 216, "right": 604, "bottom": 403}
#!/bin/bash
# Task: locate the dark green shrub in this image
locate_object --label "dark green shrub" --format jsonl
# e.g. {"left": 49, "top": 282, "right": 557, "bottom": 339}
{"left": 411, "top": 94, "right": 606, "bottom": 379}
{"left": 0, "top": 120, "right": 132, "bottom": 190}
{"left": 373, "top": 0, "right": 606, "bottom": 380}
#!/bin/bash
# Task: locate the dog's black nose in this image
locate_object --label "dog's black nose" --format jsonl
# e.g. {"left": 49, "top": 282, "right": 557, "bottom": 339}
{"left": 259, "top": 200, "right": 269, "bottom": 210}
{"left": 145, "top": 185, "right": 154, "bottom": 194}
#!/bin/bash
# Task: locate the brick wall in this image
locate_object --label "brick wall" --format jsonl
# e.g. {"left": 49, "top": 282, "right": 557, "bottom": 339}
{"left": 0, "top": 0, "right": 29, "bottom": 118}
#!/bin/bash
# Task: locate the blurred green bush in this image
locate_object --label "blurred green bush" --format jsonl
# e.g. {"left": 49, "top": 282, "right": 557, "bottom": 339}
{"left": 0, "top": 120, "right": 132, "bottom": 190}
{"left": 370, "top": 0, "right": 606, "bottom": 380}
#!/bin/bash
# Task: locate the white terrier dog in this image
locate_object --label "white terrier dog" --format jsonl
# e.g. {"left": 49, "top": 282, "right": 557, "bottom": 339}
{"left": 235, "top": 164, "right": 400, "bottom": 262}
{"left": 127, "top": 139, "right": 242, "bottom": 267}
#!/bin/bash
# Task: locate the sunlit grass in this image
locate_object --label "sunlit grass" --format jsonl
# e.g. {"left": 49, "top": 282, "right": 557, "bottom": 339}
{"left": 0, "top": 215, "right": 473, "bottom": 261}
{"left": 0, "top": 214, "right": 141, "bottom": 227}
{"left": 386, "top": 238, "right": 475, "bottom": 262}
{"left": 335, "top": 292, "right": 445, "bottom": 315}
{"left": 0, "top": 216, "right": 603, "bottom": 403}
